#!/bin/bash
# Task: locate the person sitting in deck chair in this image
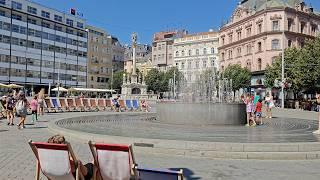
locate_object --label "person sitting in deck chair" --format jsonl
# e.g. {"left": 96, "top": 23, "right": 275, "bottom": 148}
{"left": 47, "top": 135, "right": 95, "bottom": 180}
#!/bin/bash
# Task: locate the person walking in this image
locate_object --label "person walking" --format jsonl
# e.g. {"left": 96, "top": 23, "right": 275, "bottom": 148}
{"left": 313, "top": 91, "right": 320, "bottom": 134}
{"left": 265, "top": 92, "right": 274, "bottom": 118}
{"left": 30, "top": 95, "right": 38, "bottom": 123}
{"left": 16, "top": 92, "right": 29, "bottom": 129}
{"left": 37, "top": 88, "right": 45, "bottom": 116}
{"left": 5, "top": 90, "right": 15, "bottom": 126}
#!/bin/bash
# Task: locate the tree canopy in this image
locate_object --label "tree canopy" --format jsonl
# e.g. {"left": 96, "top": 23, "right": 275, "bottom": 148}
{"left": 222, "top": 64, "right": 251, "bottom": 92}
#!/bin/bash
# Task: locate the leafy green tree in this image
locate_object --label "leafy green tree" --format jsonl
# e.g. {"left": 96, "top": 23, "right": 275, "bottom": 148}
{"left": 107, "top": 71, "right": 125, "bottom": 92}
{"left": 222, "top": 64, "right": 251, "bottom": 92}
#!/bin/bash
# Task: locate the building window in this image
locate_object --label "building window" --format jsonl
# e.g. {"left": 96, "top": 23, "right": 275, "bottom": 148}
{"left": 188, "top": 49, "right": 192, "bottom": 56}
{"left": 272, "top": 21, "right": 279, "bottom": 31}
{"left": 54, "top": 25, "right": 62, "bottom": 31}
{"left": 237, "top": 47, "right": 241, "bottom": 57}
{"left": 12, "top": 1, "right": 22, "bottom": 10}
{"left": 246, "top": 60, "right": 251, "bottom": 71}
{"left": 77, "top": 22, "right": 84, "bottom": 28}
{"left": 202, "top": 48, "right": 207, "bottom": 55}
{"left": 54, "top": 15, "right": 62, "bottom": 22}
{"left": 258, "top": 24, "right": 262, "bottom": 33}
{"left": 229, "top": 34, "right": 233, "bottom": 43}
{"left": 27, "top": 6, "right": 37, "bottom": 15}
{"left": 300, "top": 22, "right": 305, "bottom": 33}
{"left": 228, "top": 50, "right": 233, "bottom": 59}
{"left": 222, "top": 37, "right": 225, "bottom": 45}
{"left": 181, "top": 50, "right": 185, "bottom": 56}
{"left": 196, "top": 61, "right": 199, "bottom": 68}
{"left": 66, "top": 28, "right": 74, "bottom": 34}
{"left": 28, "top": 18, "right": 37, "bottom": 25}
{"left": 211, "top": 58, "right": 215, "bottom": 67}
{"left": 258, "top": 42, "right": 262, "bottom": 52}
{"left": 288, "top": 19, "right": 293, "bottom": 31}
{"left": 311, "top": 25, "right": 317, "bottom": 36}
{"left": 175, "top": 51, "right": 179, "bottom": 57}
{"left": 12, "top": 13, "right": 22, "bottom": 21}
{"left": 0, "top": 0, "right": 5, "bottom": 5}
{"left": 288, "top": 40, "right": 292, "bottom": 47}
{"left": 188, "top": 74, "right": 192, "bottom": 81}
{"left": 41, "top": 22, "right": 50, "bottom": 28}
{"left": 203, "top": 60, "right": 207, "bottom": 68}
{"left": 237, "top": 31, "right": 242, "bottom": 40}
{"left": 41, "top": 11, "right": 50, "bottom": 19}
{"left": 221, "top": 53, "right": 225, "bottom": 61}
{"left": 196, "top": 49, "right": 199, "bottom": 55}
{"left": 272, "top": 39, "right": 280, "bottom": 50}
{"left": 181, "top": 62, "right": 184, "bottom": 69}
{"left": 257, "top": 58, "right": 262, "bottom": 71}
{"left": 211, "top": 48, "right": 215, "bottom": 54}
{"left": 188, "top": 61, "right": 191, "bottom": 69}
{"left": 66, "top": 19, "right": 74, "bottom": 26}
{"left": 0, "top": 10, "right": 5, "bottom": 16}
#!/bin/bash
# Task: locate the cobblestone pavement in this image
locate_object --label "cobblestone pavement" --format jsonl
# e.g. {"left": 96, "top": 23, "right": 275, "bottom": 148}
{"left": 0, "top": 111, "right": 320, "bottom": 180}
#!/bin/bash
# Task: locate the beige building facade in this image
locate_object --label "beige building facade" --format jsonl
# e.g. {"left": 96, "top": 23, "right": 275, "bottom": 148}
{"left": 174, "top": 31, "right": 219, "bottom": 84}
{"left": 152, "top": 30, "right": 187, "bottom": 71}
{"left": 219, "top": 0, "right": 320, "bottom": 87}
{"left": 87, "top": 25, "right": 112, "bottom": 89}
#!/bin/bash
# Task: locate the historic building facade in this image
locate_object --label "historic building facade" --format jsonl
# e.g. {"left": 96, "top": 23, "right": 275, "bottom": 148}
{"left": 0, "top": 0, "right": 87, "bottom": 91}
{"left": 219, "top": 0, "right": 320, "bottom": 87}
{"left": 111, "top": 36, "right": 125, "bottom": 73}
{"left": 152, "top": 30, "right": 187, "bottom": 71}
{"left": 124, "top": 43, "right": 151, "bottom": 74}
{"left": 173, "top": 31, "right": 219, "bottom": 85}
{"left": 86, "top": 25, "right": 113, "bottom": 89}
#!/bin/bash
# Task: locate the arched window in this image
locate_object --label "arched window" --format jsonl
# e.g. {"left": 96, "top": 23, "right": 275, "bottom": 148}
{"left": 246, "top": 60, "right": 251, "bottom": 71}
{"left": 196, "top": 49, "right": 199, "bottom": 55}
{"left": 203, "top": 48, "right": 207, "bottom": 55}
{"left": 181, "top": 50, "right": 185, "bottom": 56}
{"left": 257, "top": 58, "right": 262, "bottom": 71}
{"left": 211, "top": 47, "right": 215, "bottom": 54}
{"left": 272, "top": 39, "right": 280, "bottom": 50}
{"left": 175, "top": 51, "right": 179, "bottom": 57}
{"left": 188, "top": 49, "right": 192, "bottom": 56}
{"left": 221, "top": 52, "right": 225, "bottom": 61}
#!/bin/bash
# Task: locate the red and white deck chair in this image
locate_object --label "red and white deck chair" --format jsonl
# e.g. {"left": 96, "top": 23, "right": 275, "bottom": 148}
{"left": 28, "top": 140, "right": 85, "bottom": 180}
{"left": 88, "top": 141, "right": 138, "bottom": 180}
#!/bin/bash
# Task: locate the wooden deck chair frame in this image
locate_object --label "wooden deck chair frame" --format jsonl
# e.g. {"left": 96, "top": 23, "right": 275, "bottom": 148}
{"left": 105, "top": 99, "right": 113, "bottom": 111}
{"left": 0, "top": 102, "right": 7, "bottom": 118}
{"left": 81, "top": 98, "right": 92, "bottom": 112}
{"left": 74, "top": 98, "right": 85, "bottom": 112}
{"left": 67, "top": 98, "right": 77, "bottom": 112}
{"left": 88, "top": 141, "right": 138, "bottom": 180}
{"left": 28, "top": 140, "right": 85, "bottom": 180}
{"left": 44, "top": 98, "right": 56, "bottom": 113}
{"left": 89, "top": 99, "right": 99, "bottom": 111}
{"left": 59, "top": 98, "right": 70, "bottom": 112}
{"left": 97, "top": 99, "right": 105, "bottom": 111}
{"left": 50, "top": 98, "right": 63, "bottom": 112}
{"left": 119, "top": 99, "right": 126, "bottom": 111}
{"left": 137, "top": 167, "right": 184, "bottom": 180}
{"left": 125, "top": 100, "right": 133, "bottom": 111}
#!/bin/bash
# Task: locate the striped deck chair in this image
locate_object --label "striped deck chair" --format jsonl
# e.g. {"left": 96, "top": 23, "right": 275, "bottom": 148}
{"left": 105, "top": 99, "right": 113, "bottom": 111}
{"left": 51, "top": 98, "right": 63, "bottom": 112}
{"left": 88, "top": 141, "right": 138, "bottom": 180}
{"left": 97, "top": 99, "right": 105, "bottom": 111}
{"left": 0, "top": 102, "right": 6, "bottom": 118}
{"left": 28, "top": 140, "right": 85, "bottom": 180}
{"left": 66, "top": 98, "right": 77, "bottom": 112}
{"left": 89, "top": 99, "right": 99, "bottom": 111}
{"left": 125, "top": 100, "right": 133, "bottom": 111}
{"left": 119, "top": 99, "right": 126, "bottom": 111}
{"left": 82, "top": 98, "right": 92, "bottom": 111}
{"left": 132, "top": 100, "right": 140, "bottom": 111}
{"left": 44, "top": 98, "right": 55, "bottom": 113}
{"left": 59, "top": 98, "right": 70, "bottom": 112}
{"left": 74, "top": 98, "right": 85, "bottom": 112}
{"left": 137, "top": 168, "right": 184, "bottom": 180}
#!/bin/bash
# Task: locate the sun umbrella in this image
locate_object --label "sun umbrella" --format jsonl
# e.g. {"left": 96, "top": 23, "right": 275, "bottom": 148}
{"left": 51, "top": 87, "right": 68, "bottom": 92}
{"left": 7, "top": 84, "right": 23, "bottom": 88}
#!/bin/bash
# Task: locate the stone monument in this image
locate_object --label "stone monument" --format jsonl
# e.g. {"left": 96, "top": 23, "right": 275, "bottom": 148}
{"left": 121, "top": 33, "right": 147, "bottom": 98}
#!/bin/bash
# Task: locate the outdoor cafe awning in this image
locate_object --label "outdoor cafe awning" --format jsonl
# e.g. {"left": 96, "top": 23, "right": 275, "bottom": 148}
{"left": 68, "top": 88, "right": 115, "bottom": 93}
{"left": 51, "top": 87, "right": 68, "bottom": 92}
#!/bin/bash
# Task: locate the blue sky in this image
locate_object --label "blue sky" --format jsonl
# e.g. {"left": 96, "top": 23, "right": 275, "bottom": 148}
{"left": 33, "top": 0, "right": 320, "bottom": 44}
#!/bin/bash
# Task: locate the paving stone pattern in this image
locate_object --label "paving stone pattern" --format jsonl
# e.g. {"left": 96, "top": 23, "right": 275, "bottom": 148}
{"left": 0, "top": 111, "right": 320, "bottom": 179}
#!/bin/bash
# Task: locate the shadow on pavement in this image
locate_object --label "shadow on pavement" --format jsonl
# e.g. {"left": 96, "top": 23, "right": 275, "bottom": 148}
{"left": 25, "top": 127, "right": 48, "bottom": 129}
{"left": 169, "top": 168, "right": 201, "bottom": 180}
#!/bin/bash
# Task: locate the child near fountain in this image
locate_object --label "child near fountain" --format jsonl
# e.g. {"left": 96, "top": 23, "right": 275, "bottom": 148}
{"left": 255, "top": 99, "right": 263, "bottom": 125}
{"left": 243, "top": 95, "right": 256, "bottom": 127}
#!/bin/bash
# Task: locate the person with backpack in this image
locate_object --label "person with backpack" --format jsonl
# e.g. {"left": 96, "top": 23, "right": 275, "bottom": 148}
{"left": 5, "top": 90, "right": 15, "bottom": 126}
{"left": 16, "top": 92, "right": 29, "bottom": 129}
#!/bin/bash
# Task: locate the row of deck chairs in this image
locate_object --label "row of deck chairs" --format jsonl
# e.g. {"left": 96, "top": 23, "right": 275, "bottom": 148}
{"left": 29, "top": 140, "right": 184, "bottom": 180}
{"left": 44, "top": 98, "right": 144, "bottom": 113}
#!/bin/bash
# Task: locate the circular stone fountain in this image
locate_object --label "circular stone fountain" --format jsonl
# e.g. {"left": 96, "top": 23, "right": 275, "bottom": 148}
{"left": 156, "top": 102, "right": 246, "bottom": 125}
